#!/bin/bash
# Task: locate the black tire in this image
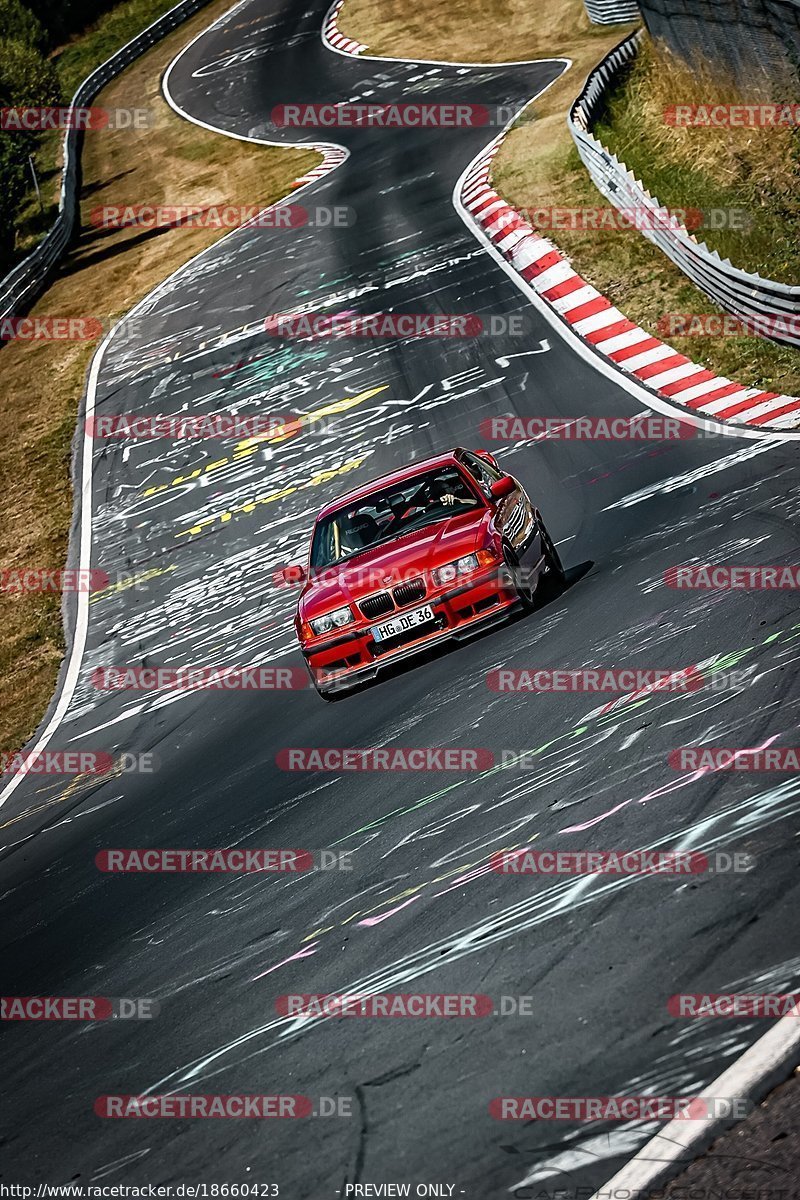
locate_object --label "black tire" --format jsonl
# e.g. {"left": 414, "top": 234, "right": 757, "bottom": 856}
{"left": 537, "top": 521, "right": 566, "bottom": 597}
{"left": 503, "top": 544, "right": 536, "bottom": 612}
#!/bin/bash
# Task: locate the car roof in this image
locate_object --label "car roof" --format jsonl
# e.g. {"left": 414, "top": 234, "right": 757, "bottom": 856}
{"left": 315, "top": 448, "right": 467, "bottom": 519}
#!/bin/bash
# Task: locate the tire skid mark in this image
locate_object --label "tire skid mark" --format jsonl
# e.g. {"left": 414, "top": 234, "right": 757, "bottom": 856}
{"left": 511, "top": 954, "right": 800, "bottom": 1191}
{"left": 141, "top": 780, "right": 800, "bottom": 1091}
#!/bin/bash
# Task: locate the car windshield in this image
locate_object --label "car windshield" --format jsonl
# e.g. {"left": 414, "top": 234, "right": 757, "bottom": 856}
{"left": 310, "top": 465, "right": 481, "bottom": 569}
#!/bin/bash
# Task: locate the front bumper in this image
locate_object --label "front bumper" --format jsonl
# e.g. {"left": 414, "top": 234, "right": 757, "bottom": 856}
{"left": 301, "top": 565, "right": 520, "bottom": 693}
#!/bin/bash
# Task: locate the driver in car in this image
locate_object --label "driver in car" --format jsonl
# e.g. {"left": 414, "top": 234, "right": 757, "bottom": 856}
{"left": 424, "top": 474, "right": 477, "bottom": 509}
{"left": 378, "top": 474, "right": 477, "bottom": 536}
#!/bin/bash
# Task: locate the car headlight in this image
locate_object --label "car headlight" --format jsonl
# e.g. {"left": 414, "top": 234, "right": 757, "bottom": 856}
{"left": 309, "top": 606, "right": 354, "bottom": 636}
{"left": 433, "top": 552, "right": 495, "bottom": 587}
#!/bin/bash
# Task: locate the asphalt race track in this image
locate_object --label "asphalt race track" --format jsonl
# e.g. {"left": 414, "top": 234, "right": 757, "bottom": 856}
{"left": 1, "top": 0, "right": 800, "bottom": 1194}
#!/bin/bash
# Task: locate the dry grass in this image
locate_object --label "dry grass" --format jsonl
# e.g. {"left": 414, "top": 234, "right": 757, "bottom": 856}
{"left": 10, "top": 0, "right": 187, "bottom": 272}
{"left": 0, "top": 0, "right": 320, "bottom": 754}
{"left": 490, "top": 25, "right": 800, "bottom": 394}
{"left": 339, "top": 0, "right": 634, "bottom": 66}
{"left": 606, "top": 38, "right": 797, "bottom": 195}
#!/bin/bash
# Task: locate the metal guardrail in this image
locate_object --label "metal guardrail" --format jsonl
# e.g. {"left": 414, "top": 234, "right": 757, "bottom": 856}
{"left": 568, "top": 31, "right": 800, "bottom": 348}
{"left": 583, "top": 0, "right": 642, "bottom": 23}
{"left": 0, "top": 0, "right": 211, "bottom": 322}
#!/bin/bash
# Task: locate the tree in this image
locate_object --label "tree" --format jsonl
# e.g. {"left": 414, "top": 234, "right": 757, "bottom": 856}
{"left": 0, "top": 136, "right": 30, "bottom": 255}
{"left": 0, "top": 0, "right": 47, "bottom": 50}
{"left": 20, "top": 0, "right": 120, "bottom": 48}
{"left": 0, "top": 38, "right": 63, "bottom": 254}
{"left": 0, "top": 38, "right": 62, "bottom": 108}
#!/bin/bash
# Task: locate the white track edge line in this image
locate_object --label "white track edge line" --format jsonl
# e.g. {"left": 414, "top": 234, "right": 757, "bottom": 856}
{"left": 0, "top": 1, "right": 350, "bottom": 813}
{"left": 587, "top": 1002, "right": 800, "bottom": 1199}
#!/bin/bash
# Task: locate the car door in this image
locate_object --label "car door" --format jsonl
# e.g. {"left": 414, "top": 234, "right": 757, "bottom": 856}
{"left": 459, "top": 450, "right": 537, "bottom": 561}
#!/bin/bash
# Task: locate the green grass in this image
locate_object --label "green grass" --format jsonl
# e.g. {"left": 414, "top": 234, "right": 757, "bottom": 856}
{"left": 55, "top": 0, "right": 191, "bottom": 97}
{"left": 176, "top": 139, "right": 218, "bottom": 162}
{"left": 11, "top": 132, "right": 63, "bottom": 261}
{"left": 592, "top": 39, "right": 800, "bottom": 282}
{"left": 492, "top": 25, "right": 800, "bottom": 400}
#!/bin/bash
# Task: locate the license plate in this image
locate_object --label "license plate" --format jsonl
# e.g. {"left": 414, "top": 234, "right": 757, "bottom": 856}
{"left": 372, "top": 604, "right": 435, "bottom": 642}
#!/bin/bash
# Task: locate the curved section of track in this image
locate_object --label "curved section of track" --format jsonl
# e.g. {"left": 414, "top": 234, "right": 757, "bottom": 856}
{"left": 2, "top": 2, "right": 799, "bottom": 1196}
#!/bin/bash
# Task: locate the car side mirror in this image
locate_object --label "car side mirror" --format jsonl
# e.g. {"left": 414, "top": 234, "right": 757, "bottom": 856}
{"left": 273, "top": 563, "right": 307, "bottom": 588}
{"left": 490, "top": 476, "right": 516, "bottom": 502}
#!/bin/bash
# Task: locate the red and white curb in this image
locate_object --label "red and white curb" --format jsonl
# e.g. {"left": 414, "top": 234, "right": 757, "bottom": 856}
{"left": 460, "top": 143, "right": 800, "bottom": 433}
{"left": 292, "top": 144, "right": 349, "bottom": 186}
{"left": 323, "top": 0, "right": 367, "bottom": 56}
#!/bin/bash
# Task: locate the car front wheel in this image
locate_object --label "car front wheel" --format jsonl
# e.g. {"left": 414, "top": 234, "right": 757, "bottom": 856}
{"left": 503, "top": 544, "right": 536, "bottom": 612}
{"left": 536, "top": 520, "right": 566, "bottom": 597}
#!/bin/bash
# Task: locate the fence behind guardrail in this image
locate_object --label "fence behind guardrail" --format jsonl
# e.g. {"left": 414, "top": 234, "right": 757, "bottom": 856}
{"left": 637, "top": 0, "right": 800, "bottom": 85}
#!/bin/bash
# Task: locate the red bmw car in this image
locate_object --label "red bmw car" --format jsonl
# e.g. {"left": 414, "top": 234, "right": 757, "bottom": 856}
{"left": 286, "top": 448, "right": 565, "bottom": 700}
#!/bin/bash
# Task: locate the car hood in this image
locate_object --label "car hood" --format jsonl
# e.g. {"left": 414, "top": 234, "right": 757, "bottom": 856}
{"left": 300, "top": 509, "right": 492, "bottom": 617}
